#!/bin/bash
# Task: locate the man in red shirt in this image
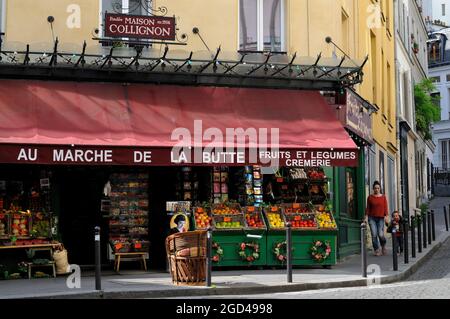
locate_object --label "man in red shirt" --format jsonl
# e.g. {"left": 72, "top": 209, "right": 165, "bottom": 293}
{"left": 365, "top": 181, "right": 389, "bottom": 256}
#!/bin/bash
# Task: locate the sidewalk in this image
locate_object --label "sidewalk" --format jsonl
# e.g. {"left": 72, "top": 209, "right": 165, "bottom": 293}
{"left": 1, "top": 198, "right": 449, "bottom": 299}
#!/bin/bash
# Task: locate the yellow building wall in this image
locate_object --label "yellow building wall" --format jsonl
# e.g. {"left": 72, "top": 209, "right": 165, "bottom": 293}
{"left": 4, "top": 0, "right": 99, "bottom": 47}
{"left": 2, "top": 0, "right": 397, "bottom": 155}
{"left": 355, "top": 0, "right": 397, "bottom": 154}
{"left": 155, "top": 0, "right": 238, "bottom": 54}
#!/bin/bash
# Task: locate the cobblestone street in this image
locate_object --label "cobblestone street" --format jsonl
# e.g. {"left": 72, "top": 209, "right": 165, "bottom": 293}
{"left": 196, "top": 237, "right": 450, "bottom": 299}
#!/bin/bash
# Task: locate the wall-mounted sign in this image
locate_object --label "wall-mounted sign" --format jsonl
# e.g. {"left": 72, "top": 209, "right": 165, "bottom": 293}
{"left": 330, "top": 90, "right": 373, "bottom": 144}
{"left": 104, "top": 13, "right": 176, "bottom": 40}
{"left": 345, "top": 91, "right": 373, "bottom": 144}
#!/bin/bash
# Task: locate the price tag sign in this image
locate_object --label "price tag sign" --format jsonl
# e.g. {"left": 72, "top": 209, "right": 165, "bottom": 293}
{"left": 293, "top": 203, "right": 300, "bottom": 209}
{"left": 248, "top": 206, "right": 255, "bottom": 212}
{"left": 115, "top": 243, "right": 123, "bottom": 250}
{"left": 276, "top": 177, "right": 284, "bottom": 183}
{"left": 271, "top": 206, "right": 278, "bottom": 212}
{"left": 135, "top": 243, "right": 142, "bottom": 249}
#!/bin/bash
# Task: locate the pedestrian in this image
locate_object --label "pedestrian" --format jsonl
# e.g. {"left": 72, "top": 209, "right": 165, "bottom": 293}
{"left": 365, "top": 181, "right": 389, "bottom": 256}
{"left": 387, "top": 211, "right": 404, "bottom": 255}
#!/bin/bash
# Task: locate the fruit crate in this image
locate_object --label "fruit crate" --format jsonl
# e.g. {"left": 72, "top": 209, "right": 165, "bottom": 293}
{"left": 263, "top": 206, "right": 286, "bottom": 230}
{"left": 0, "top": 212, "right": 10, "bottom": 239}
{"left": 10, "top": 213, "right": 32, "bottom": 239}
{"left": 308, "top": 184, "right": 327, "bottom": 204}
{"left": 31, "top": 212, "right": 52, "bottom": 239}
{"left": 243, "top": 206, "right": 267, "bottom": 230}
{"left": 281, "top": 203, "right": 311, "bottom": 214}
{"left": 211, "top": 203, "right": 242, "bottom": 215}
{"left": 131, "top": 240, "right": 150, "bottom": 252}
{"left": 213, "top": 214, "right": 245, "bottom": 230}
{"left": 193, "top": 206, "right": 213, "bottom": 230}
{"left": 110, "top": 240, "right": 132, "bottom": 253}
{"left": 284, "top": 213, "right": 318, "bottom": 230}
{"left": 315, "top": 211, "right": 338, "bottom": 230}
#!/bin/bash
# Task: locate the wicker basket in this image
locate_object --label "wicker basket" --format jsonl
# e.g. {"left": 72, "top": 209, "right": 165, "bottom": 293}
{"left": 165, "top": 230, "right": 207, "bottom": 286}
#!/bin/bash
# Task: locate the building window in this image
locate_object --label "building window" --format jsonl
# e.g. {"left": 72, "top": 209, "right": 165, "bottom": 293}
{"left": 428, "top": 39, "right": 442, "bottom": 63}
{"left": 387, "top": 62, "right": 392, "bottom": 124}
{"left": 100, "top": 0, "right": 150, "bottom": 46}
{"left": 102, "top": 0, "right": 150, "bottom": 15}
{"left": 430, "top": 76, "right": 440, "bottom": 83}
{"left": 239, "top": 0, "right": 284, "bottom": 52}
{"left": 371, "top": 31, "right": 377, "bottom": 104}
{"left": 341, "top": 10, "right": 349, "bottom": 54}
{"left": 443, "top": 3, "right": 446, "bottom": 16}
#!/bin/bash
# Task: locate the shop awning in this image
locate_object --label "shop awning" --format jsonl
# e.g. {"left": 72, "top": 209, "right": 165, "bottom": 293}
{"left": 0, "top": 80, "right": 359, "bottom": 167}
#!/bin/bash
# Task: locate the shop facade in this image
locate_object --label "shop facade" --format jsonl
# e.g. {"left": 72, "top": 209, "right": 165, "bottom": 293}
{"left": 0, "top": 80, "right": 362, "bottom": 269}
{"left": 0, "top": 1, "right": 370, "bottom": 273}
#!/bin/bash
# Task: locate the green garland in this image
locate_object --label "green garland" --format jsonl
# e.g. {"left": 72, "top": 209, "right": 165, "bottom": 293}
{"left": 310, "top": 240, "right": 332, "bottom": 263}
{"left": 212, "top": 242, "right": 224, "bottom": 263}
{"left": 273, "top": 241, "right": 287, "bottom": 263}
{"left": 238, "top": 242, "right": 260, "bottom": 262}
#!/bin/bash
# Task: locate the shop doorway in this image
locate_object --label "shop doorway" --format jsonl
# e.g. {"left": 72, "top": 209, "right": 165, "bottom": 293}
{"left": 147, "top": 167, "right": 212, "bottom": 270}
{"left": 57, "top": 167, "right": 109, "bottom": 266}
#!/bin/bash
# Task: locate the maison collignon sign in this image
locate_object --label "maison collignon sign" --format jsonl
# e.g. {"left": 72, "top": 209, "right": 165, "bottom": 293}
{"left": 105, "top": 13, "right": 176, "bottom": 40}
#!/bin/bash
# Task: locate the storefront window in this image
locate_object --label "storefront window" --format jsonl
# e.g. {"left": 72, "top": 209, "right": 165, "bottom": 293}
{"left": 239, "top": 0, "right": 284, "bottom": 52}
{"left": 339, "top": 168, "right": 357, "bottom": 220}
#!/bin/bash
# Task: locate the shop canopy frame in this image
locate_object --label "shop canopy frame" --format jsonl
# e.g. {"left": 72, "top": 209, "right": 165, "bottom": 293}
{"left": 0, "top": 38, "right": 367, "bottom": 91}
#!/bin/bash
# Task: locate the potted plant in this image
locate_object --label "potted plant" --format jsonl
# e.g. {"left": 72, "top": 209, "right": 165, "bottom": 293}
{"left": 413, "top": 42, "right": 419, "bottom": 54}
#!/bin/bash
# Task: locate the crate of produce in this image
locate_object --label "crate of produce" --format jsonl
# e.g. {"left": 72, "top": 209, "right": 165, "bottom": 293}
{"left": 281, "top": 203, "right": 312, "bottom": 214}
{"left": 31, "top": 212, "right": 52, "bottom": 238}
{"left": 132, "top": 240, "right": 150, "bottom": 252}
{"left": 315, "top": 210, "right": 337, "bottom": 230}
{"left": 306, "top": 168, "right": 327, "bottom": 181}
{"left": 308, "top": 184, "right": 326, "bottom": 204}
{"left": 0, "top": 212, "right": 10, "bottom": 239}
{"left": 213, "top": 214, "right": 245, "bottom": 230}
{"left": 263, "top": 206, "right": 286, "bottom": 230}
{"left": 193, "top": 206, "right": 213, "bottom": 230}
{"left": 10, "top": 212, "right": 32, "bottom": 238}
{"left": 111, "top": 240, "right": 131, "bottom": 253}
{"left": 284, "top": 212, "right": 318, "bottom": 230}
{"left": 243, "top": 206, "right": 266, "bottom": 230}
{"left": 211, "top": 203, "right": 242, "bottom": 215}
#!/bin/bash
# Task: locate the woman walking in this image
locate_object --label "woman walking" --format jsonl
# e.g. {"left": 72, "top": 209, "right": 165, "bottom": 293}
{"left": 365, "top": 181, "right": 389, "bottom": 256}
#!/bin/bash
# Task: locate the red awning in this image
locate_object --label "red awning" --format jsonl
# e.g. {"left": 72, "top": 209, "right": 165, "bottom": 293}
{"left": 0, "top": 80, "right": 358, "bottom": 166}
